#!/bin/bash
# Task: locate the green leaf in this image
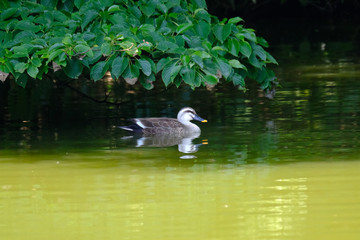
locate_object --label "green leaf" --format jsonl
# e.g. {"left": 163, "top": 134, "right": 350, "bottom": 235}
{"left": 212, "top": 46, "right": 227, "bottom": 51}
{"left": 90, "top": 61, "right": 109, "bottom": 81}
{"left": 111, "top": 56, "right": 129, "bottom": 79}
{"left": 119, "top": 40, "right": 136, "bottom": 55}
{"left": 140, "top": 24, "right": 155, "bottom": 33}
{"left": 11, "top": 45, "right": 29, "bottom": 58}
{"left": 239, "top": 40, "right": 252, "bottom": 58}
{"left": 157, "top": 41, "right": 178, "bottom": 52}
{"left": 176, "top": 23, "right": 193, "bottom": 34}
{"left": 15, "top": 73, "right": 29, "bottom": 88}
{"left": 257, "top": 37, "right": 269, "bottom": 48}
{"left": 47, "top": 49, "right": 63, "bottom": 64}
{"left": 162, "top": 62, "right": 181, "bottom": 87}
{"left": 249, "top": 53, "right": 262, "bottom": 68}
{"left": 82, "top": 47, "right": 101, "bottom": 66}
{"left": 138, "top": 41, "right": 153, "bottom": 53}
{"left": 129, "top": 6, "right": 142, "bottom": 19}
{"left": 74, "top": 0, "right": 85, "bottom": 8}
{"left": 108, "top": 5, "right": 120, "bottom": 12}
{"left": 202, "top": 41, "right": 212, "bottom": 51}
{"left": 15, "top": 20, "right": 41, "bottom": 32}
{"left": 213, "top": 23, "right": 231, "bottom": 43}
{"left": 74, "top": 44, "right": 90, "bottom": 54}
{"left": 137, "top": 59, "right": 152, "bottom": 76}
{"left": 123, "top": 64, "right": 140, "bottom": 84}
{"left": 49, "top": 43, "right": 64, "bottom": 52}
{"left": 216, "top": 59, "right": 232, "bottom": 79}
{"left": 231, "top": 73, "right": 245, "bottom": 87}
{"left": 63, "top": 59, "right": 83, "bottom": 79}
{"left": 193, "top": 51, "right": 211, "bottom": 59}
{"left": 101, "top": 42, "right": 112, "bottom": 55}
{"left": 222, "top": 24, "right": 231, "bottom": 40}
{"left": 81, "top": 10, "right": 98, "bottom": 30}
{"left": 181, "top": 67, "right": 196, "bottom": 86}
{"left": 123, "top": 64, "right": 140, "bottom": 79}
{"left": 156, "top": 57, "right": 171, "bottom": 73}
{"left": 253, "top": 45, "right": 266, "bottom": 61}
{"left": 191, "top": 55, "right": 203, "bottom": 68}
{"left": 195, "top": 9, "right": 210, "bottom": 23}
{"left": 156, "top": 3, "right": 168, "bottom": 14}
{"left": 213, "top": 24, "right": 224, "bottom": 43}
{"left": 52, "top": 10, "right": 67, "bottom": 22}
{"left": 266, "top": 52, "right": 278, "bottom": 65}
{"left": 140, "top": 4, "right": 156, "bottom": 17}
{"left": 204, "top": 74, "right": 218, "bottom": 84}
{"left": 194, "top": 72, "right": 202, "bottom": 87}
{"left": 139, "top": 73, "right": 155, "bottom": 90}
{"left": 27, "top": 64, "right": 39, "bottom": 79}
{"left": 41, "top": 0, "right": 57, "bottom": 8}
{"left": 62, "top": 35, "right": 72, "bottom": 45}
{"left": 192, "top": 0, "right": 207, "bottom": 8}
{"left": 195, "top": 21, "right": 210, "bottom": 39}
{"left": 31, "top": 37, "right": 46, "bottom": 45}
{"left": 1, "top": 8, "right": 18, "bottom": 21}
{"left": 228, "top": 17, "right": 243, "bottom": 25}
{"left": 227, "top": 38, "right": 240, "bottom": 56}
{"left": 37, "top": 64, "right": 48, "bottom": 80}
{"left": 242, "top": 30, "right": 257, "bottom": 42}
{"left": 181, "top": 55, "right": 190, "bottom": 66}
{"left": 14, "top": 62, "right": 28, "bottom": 73}
{"left": 85, "top": 49, "right": 94, "bottom": 58}
{"left": 229, "top": 59, "right": 246, "bottom": 69}
{"left": 174, "top": 75, "right": 182, "bottom": 88}
{"left": 31, "top": 58, "right": 42, "bottom": 68}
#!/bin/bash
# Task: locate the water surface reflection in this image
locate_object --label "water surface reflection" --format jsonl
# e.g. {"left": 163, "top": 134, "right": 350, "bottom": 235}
{"left": 121, "top": 131, "right": 207, "bottom": 159}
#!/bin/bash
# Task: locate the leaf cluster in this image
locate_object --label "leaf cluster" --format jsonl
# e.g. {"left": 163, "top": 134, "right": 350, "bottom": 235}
{"left": 0, "top": 0, "right": 278, "bottom": 90}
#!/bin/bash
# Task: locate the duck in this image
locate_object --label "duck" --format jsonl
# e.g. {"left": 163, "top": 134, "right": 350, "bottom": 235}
{"left": 119, "top": 107, "right": 207, "bottom": 135}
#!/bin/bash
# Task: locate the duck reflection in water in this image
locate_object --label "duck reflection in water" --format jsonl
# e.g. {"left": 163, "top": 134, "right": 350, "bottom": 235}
{"left": 119, "top": 107, "right": 208, "bottom": 155}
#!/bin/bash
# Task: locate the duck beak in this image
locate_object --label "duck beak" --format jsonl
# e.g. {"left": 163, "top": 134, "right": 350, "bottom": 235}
{"left": 193, "top": 115, "right": 208, "bottom": 123}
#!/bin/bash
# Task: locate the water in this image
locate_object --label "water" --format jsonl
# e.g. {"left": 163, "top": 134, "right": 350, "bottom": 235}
{"left": 1, "top": 159, "right": 360, "bottom": 240}
{"left": 1, "top": 20, "right": 360, "bottom": 239}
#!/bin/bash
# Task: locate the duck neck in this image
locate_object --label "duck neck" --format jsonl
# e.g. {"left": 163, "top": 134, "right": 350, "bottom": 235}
{"left": 178, "top": 118, "right": 191, "bottom": 125}
{"left": 180, "top": 120, "right": 200, "bottom": 132}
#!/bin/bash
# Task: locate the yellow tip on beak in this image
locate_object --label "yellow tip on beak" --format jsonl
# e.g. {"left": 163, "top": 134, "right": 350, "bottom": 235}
{"left": 202, "top": 120, "right": 208, "bottom": 123}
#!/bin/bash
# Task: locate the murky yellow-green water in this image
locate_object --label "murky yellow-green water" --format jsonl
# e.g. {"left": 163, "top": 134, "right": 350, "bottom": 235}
{"left": 1, "top": 155, "right": 359, "bottom": 240}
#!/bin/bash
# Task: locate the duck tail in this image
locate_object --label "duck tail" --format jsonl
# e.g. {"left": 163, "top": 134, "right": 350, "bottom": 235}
{"left": 118, "top": 126, "right": 134, "bottom": 132}
{"left": 118, "top": 124, "right": 143, "bottom": 132}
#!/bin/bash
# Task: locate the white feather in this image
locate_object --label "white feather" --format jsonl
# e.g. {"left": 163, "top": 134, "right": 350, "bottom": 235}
{"left": 118, "top": 126, "right": 134, "bottom": 132}
{"left": 135, "top": 119, "right": 147, "bottom": 129}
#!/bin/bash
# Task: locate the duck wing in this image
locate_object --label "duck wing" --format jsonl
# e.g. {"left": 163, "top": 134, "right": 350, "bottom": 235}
{"left": 131, "top": 117, "right": 183, "bottom": 129}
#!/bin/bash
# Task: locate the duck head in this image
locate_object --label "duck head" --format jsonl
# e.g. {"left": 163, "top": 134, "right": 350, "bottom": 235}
{"left": 177, "top": 107, "right": 207, "bottom": 125}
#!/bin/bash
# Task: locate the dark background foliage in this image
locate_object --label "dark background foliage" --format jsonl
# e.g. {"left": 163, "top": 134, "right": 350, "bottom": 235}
{"left": 206, "top": 0, "right": 360, "bottom": 20}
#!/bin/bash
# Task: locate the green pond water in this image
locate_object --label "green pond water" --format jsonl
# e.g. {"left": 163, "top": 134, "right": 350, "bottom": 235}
{"left": 1, "top": 20, "right": 360, "bottom": 239}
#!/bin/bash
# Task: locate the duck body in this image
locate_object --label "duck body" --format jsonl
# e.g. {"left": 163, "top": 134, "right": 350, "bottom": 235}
{"left": 119, "top": 107, "right": 207, "bottom": 136}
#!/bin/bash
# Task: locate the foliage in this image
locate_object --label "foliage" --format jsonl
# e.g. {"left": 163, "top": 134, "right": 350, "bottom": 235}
{"left": 0, "top": 0, "right": 278, "bottom": 91}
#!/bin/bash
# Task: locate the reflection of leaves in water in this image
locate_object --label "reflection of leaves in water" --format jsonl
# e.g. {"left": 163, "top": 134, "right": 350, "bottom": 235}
{"left": 7, "top": 82, "right": 38, "bottom": 121}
